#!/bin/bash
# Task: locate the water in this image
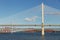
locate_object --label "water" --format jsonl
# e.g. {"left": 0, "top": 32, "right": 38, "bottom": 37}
{"left": 0, "top": 32, "right": 60, "bottom": 40}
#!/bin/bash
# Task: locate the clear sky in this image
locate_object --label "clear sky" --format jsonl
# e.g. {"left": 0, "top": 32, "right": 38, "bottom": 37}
{"left": 0, "top": 0, "right": 60, "bottom": 25}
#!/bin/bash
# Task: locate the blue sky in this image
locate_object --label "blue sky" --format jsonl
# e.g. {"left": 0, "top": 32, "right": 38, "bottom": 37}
{"left": 0, "top": 0, "right": 60, "bottom": 25}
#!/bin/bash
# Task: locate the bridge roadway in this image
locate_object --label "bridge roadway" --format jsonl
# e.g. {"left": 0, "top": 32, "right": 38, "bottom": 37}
{"left": 0, "top": 24, "right": 59, "bottom": 26}
{"left": 0, "top": 24, "right": 60, "bottom": 32}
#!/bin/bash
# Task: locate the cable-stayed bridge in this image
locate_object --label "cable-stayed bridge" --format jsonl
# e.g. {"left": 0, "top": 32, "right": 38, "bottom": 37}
{"left": 0, "top": 3, "right": 60, "bottom": 40}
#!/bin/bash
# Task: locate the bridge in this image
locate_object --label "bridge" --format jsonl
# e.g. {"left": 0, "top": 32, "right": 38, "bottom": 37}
{"left": 0, "top": 3, "right": 60, "bottom": 40}
{"left": 0, "top": 24, "right": 60, "bottom": 26}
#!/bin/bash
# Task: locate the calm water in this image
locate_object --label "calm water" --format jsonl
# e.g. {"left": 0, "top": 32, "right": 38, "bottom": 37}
{"left": 0, "top": 32, "right": 60, "bottom": 40}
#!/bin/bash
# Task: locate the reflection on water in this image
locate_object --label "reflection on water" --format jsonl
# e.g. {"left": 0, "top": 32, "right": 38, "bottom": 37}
{"left": 42, "top": 35, "right": 44, "bottom": 40}
{"left": 0, "top": 32, "right": 60, "bottom": 40}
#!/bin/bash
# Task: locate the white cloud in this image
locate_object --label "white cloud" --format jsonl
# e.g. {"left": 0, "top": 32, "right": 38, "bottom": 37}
{"left": 24, "top": 16, "right": 40, "bottom": 22}
{"left": 44, "top": 5, "right": 60, "bottom": 15}
{"left": 25, "top": 18, "right": 33, "bottom": 22}
{"left": 46, "top": 12, "right": 60, "bottom": 15}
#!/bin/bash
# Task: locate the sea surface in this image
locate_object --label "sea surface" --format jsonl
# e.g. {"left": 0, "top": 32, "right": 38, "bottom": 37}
{"left": 0, "top": 32, "right": 60, "bottom": 40}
